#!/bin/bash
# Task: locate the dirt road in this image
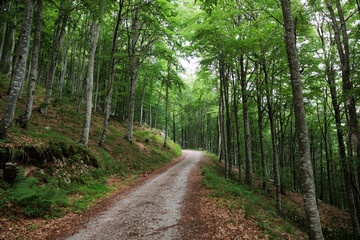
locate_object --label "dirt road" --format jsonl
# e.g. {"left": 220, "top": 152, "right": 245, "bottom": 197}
{"left": 66, "top": 150, "right": 203, "bottom": 240}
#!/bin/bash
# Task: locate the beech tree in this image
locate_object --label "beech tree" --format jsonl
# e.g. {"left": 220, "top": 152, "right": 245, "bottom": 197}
{"left": 19, "top": 0, "right": 43, "bottom": 128}
{"left": 79, "top": 1, "right": 104, "bottom": 147}
{"left": 0, "top": 0, "right": 34, "bottom": 139}
{"left": 281, "top": 0, "right": 323, "bottom": 238}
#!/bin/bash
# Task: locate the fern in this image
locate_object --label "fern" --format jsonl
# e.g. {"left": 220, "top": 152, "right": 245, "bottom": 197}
{"left": 7, "top": 167, "right": 69, "bottom": 217}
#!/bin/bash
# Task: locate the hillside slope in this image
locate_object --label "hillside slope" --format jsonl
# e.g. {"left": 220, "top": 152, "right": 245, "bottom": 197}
{"left": 0, "top": 77, "right": 182, "bottom": 239}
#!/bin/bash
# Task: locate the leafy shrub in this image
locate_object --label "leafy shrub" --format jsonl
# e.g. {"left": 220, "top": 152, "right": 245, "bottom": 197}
{"left": 7, "top": 167, "right": 68, "bottom": 217}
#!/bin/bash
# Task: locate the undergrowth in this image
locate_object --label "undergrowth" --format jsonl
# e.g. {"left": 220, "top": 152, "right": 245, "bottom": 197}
{"left": 200, "top": 153, "right": 303, "bottom": 239}
{"left": 2, "top": 167, "right": 68, "bottom": 217}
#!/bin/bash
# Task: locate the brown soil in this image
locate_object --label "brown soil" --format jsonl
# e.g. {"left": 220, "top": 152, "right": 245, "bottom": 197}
{"left": 179, "top": 161, "right": 269, "bottom": 240}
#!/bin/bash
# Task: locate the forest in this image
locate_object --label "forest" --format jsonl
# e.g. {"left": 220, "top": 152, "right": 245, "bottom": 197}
{"left": 0, "top": 0, "right": 360, "bottom": 239}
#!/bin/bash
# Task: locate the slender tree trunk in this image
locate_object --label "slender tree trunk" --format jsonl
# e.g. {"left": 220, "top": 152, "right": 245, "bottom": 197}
{"left": 76, "top": 22, "right": 90, "bottom": 112}
{"left": 263, "top": 61, "right": 281, "bottom": 210}
{"left": 41, "top": 0, "right": 67, "bottom": 115}
{"left": 19, "top": 0, "right": 43, "bottom": 128}
{"left": 154, "top": 90, "right": 161, "bottom": 129}
{"left": 173, "top": 110, "right": 176, "bottom": 142}
{"left": 79, "top": 16, "right": 101, "bottom": 147}
{"left": 139, "top": 75, "right": 147, "bottom": 125}
{"left": 7, "top": 9, "right": 16, "bottom": 77}
{"left": 0, "top": 0, "right": 10, "bottom": 63}
{"left": 148, "top": 78, "right": 153, "bottom": 128}
{"left": 232, "top": 73, "right": 242, "bottom": 183}
{"left": 70, "top": 41, "right": 77, "bottom": 96}
{"left": 59, "top": 21, "right": 78, "bottom": 97}
{"left": 164, "top": 78, "right": 169, "bottom": 147}
{"left": 239, "top": 56, "right": 252, "bottom": 186}
{"left": 99, "top": 1, "right": 123, "bottom": 146}
{"left": 93, "top": 28, "right": 102, "bottom": 113}
{"left": 256, "top": 71, "right": 267, "bottom": 191}
{"left": 219, "top": 63, "right": 228, "bottom": 176}
{"left": 217, "top": 88, "right": 223, "bottom": 162}
{"left": 281, "top": 0, "right": 323, "bottom": 238}
{"left": 0, "top": 0, "right": 34, "bottom": 139}
{"left": 126, "top": 2, "right": 141, "bottom": 143}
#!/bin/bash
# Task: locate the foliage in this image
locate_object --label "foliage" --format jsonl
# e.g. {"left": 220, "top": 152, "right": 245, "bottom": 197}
{"left": 5, "top": 167, "right": 68, "bottom": 217}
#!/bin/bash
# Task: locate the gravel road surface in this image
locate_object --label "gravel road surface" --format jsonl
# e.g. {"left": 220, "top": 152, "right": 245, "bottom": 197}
{"left": 66, "top": 150, "right": 203, "bottom": 240}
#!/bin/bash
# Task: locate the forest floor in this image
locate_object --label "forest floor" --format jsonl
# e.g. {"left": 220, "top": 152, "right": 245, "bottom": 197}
{"left": 1, "top": 150, "right": 353, "bottom": 239}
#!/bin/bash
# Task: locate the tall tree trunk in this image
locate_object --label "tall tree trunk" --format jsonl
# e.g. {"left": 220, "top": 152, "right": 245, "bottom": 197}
{"left": 239, "top": 55, "right": 252, "bottom": 186}
{"left": 70, "top": 41, "right": 77, "bottom": 96}
{"left": 217, "top": 87, "right": 223, "bottom": 162}
{"left": 79, "top": 15, "right": 101, "bottom": 147}
{"left": 19, "top": 0, "right": 43, "bottom": 128}
{"left": 93, "top": 28, "right": 102, "bottom": 113}
{"left": 256, "top": 71, "right": 267, "bottom": 191}
{"left": 76, "top": 22, "right": 90, "bottom": 112}
{"left": 232, "top": 73, "right": 242, "bottom": 183}
{"left": 148, "top": 78, "right": 153, "bottom": 128}
{"left": 7, "top": 9, "right": 16, "bottom": 77}
{"left": 281, "top": 0, "right": 323, "bottom": 238}
{"left": 263, "top": 61, "right": 281, "bottom": 210}
{"left": 41, "top": 0, "right": 68, "bottom": 116}
{"left": 154, "top": 90, "right": 161, "bottom": 129}
{"left": 99, "top": 1, "right": 123, "bottom": 146}
{"left": 164, "top": 77, "right": 169, "bottom": 147}
{"left": 0, "top": 0, "right": 34, "bottom": 139}
{"left": 0, "top": 0, "right": 10, "bottom": 62}
{"left": 173, "top": 109, "right": 176, "bottom": 142}
{"left": 59, "top": 18, "right": 79, "bottom": 97}
{"left": 220, "top": 55, "right": 231, "bottom": 178}
{"left": 126, "top": 3, "right": 140, "bottom": 143}
{"left": 139, "top": 75, "right": 147, "bottom": 125}
{"left": 223, "top": 73, "right": 232, "bottom": 177}
{"left": 219, "top": 64, "right": 228, "bottom": 175}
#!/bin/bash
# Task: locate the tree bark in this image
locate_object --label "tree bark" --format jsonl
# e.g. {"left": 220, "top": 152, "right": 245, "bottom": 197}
{"left": 232, "top": 72, "right": 242, "bottom": 183}
{"left": 281, "top": 0, "right": 323, "bottom": 239}
{"left": 263, "top": 61, "right": 281, "bottom": 210}
{"left": 7, "top": 8, "right": 16, "bottom": 77}
{"left": 19, "top": 0, "right": 43, "bottom": 128}
{"left": 99, "top": 1, "right": 123, "bottom": 146}
{"left": 239, "top": 55, "right": 252, "bottom": 186}
{"left": 256, "top": 68, "right": 267, "bottom": 191}
{"left": 0, "top": 0, "right": 34, "bottom": 139}
{"left": 76, "top": 21, "right": 90, "bottom": 112}
{"left": 154, "top": 90, "right": 161, "bottom": 129}
{"left": 93, "top": 28, "right": 102, "bottom": 113}
{"left": 139, "top": 75, "right": 147, "bottom": 126}
{"left": 79, "top": 15, "right": 101, "bottom": 147}
{"left": 0, "top": 0, "right": 10, "bottom": 61}
{"left": 164, "top": 74, "right": 169, "bottom": 147}
{"left": 41, "top": 0, "right": 68, "bottom": 116}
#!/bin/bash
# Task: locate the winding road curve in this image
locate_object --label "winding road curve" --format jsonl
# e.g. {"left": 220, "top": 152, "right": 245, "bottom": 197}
{"left": 66, "top": 150, "right": 203, "bottom": 240}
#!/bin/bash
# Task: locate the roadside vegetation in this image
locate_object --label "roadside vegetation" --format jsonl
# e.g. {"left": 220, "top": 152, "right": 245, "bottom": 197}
{"left": 200, "top": 153, "right": 353, "bottom": 240}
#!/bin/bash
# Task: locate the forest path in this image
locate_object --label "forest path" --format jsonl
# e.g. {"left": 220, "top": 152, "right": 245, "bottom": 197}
{"left": 65, "top": 150, "right": 203, "bottom": 240}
